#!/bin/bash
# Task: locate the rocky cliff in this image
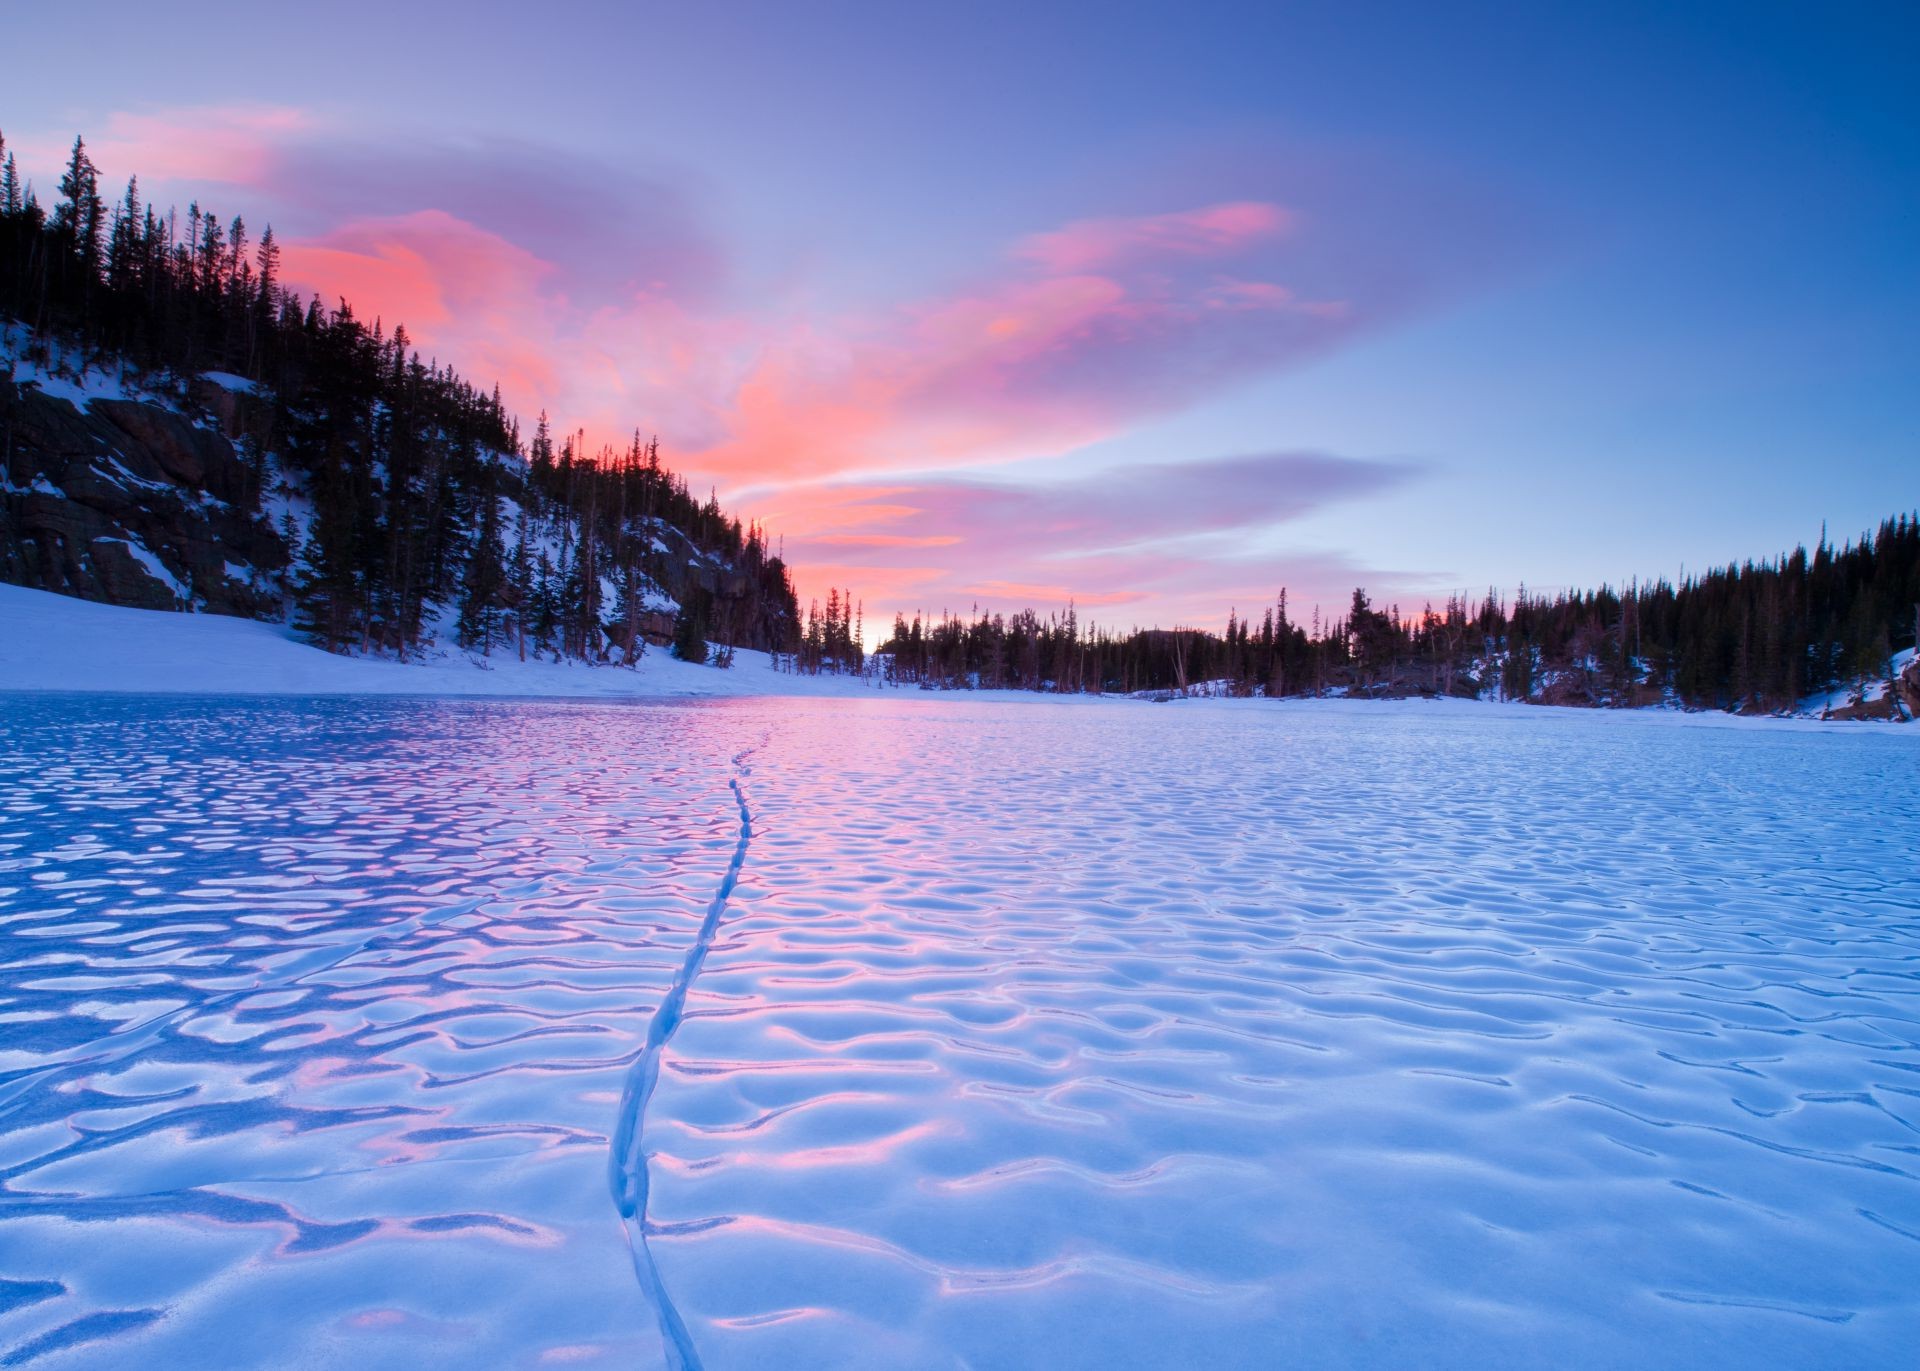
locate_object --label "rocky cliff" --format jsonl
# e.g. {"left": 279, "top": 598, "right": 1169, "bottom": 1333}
{"left": 1, "top": 372, "right": 286, "bottom": 617}
{"left": 2, "top": 352, "right": 779, "bottom": 655}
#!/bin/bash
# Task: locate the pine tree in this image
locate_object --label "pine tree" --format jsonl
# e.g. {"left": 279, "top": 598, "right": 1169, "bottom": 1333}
{"left": 533, "top": 549, "right": 560, "bottom": 655}
{"left": 672, "top": 586, "right": 711, "bottom": 664}
{"left": 255, "top": 226, "right": 279, "bottom": 307}
{"left": 106, "top": 178, "right": 141, "bottom": 294}
{"left": 53, "top": 137, "right": 104, "bottom": 279}
{"left": 1, "top": 150, "right": 21, "bottom": 217}
{"left": 457, "top": 473, "right": 507, "bottom": 653}
{"left": 508, "top": 507, "right": 534, "bottom": 661}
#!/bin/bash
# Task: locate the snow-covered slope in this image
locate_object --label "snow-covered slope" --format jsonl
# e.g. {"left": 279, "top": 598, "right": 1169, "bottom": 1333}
{"left": 1801, "top": 646, "right": 1917, "bottom": 720}
{"left": 0, "top": 581, "right": 865, "bottom": 699}
{"left": 6, "top": 583, "right": 1914, "bottom": 733}
{"left": 4, "top": 322, "right": 797, "bottom": 665}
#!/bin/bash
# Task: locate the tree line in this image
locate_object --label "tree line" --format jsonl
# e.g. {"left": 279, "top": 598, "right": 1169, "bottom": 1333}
{"left": 775, "top": 586, "right": 867, "bottom": 676}
{"left": 7, "top": 130, "right": 1911, "bottom": 706}
{"left": 874, "top": 517, "right": 1919, "bottom": 710}
{"left": 0, "top": 131, "right": 799, "bottom": 662}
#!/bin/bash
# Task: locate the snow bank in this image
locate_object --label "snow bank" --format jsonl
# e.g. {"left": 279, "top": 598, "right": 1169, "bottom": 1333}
{"left": 0, "top": 582, "right": 926, "bottom": 700}
{"left": 1799, "top": 646, "right": 1917, "bottom": 718}
{"left": 3, "top": 583, "right": 1914, "bottom": 731}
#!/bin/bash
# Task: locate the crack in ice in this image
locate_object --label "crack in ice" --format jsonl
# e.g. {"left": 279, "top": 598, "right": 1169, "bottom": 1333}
{"left": 608, "top": 736, "right": 765, "bottom": 1371}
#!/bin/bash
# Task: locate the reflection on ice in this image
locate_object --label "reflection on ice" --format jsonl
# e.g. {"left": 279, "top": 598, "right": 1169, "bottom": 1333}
{"left": 0, "top": 694, "right": 1917, "bottom": 1369}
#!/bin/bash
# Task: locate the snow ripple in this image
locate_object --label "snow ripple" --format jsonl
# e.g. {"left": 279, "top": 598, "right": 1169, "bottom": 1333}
{"left": 0, "top": 694, "right": 1916, "bottom": 1369}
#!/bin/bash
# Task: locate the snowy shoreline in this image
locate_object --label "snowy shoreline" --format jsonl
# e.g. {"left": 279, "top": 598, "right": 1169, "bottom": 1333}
{"left": 0, "top": 581, "right": 1029, "bottom": 703}
{"left": 2, "top": 582, "right": 1912, "bottom": 734}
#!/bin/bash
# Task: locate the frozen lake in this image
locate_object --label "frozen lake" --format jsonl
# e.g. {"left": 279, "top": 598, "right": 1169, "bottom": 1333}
{"left": 1, "top": 693, "right": 1917, "bottom": 1369}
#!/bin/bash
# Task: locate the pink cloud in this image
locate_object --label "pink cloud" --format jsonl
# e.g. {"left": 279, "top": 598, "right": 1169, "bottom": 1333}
{"left": 809, "top": 534, "right": 963, "bottom": 549}
{"left": 276, "top": 209, "right": 753, "bottom": 452}
{"left": 257, "top": 188, "right": 1427, "bottom": 628}
{"left": 13, "top": 104, "right": 311, "bottom": 188}
{"left": 1015, "top": 202, "right": 1293, "bottom": 273}
{"left": 683, "top": 218, "right": 1363, "bottom": 485}
{"left": 39, "top": 110, "right": 1426, "bottom": 502}
{"left": 35, "top": 106, "right": 1508, "bottom": 631}
{"left": 268, "top": 200, "right": 1367, "bottom": 505}
{"left": 960, "top": 581, "right": 1147, "bottom": 608}
{"left": 245, "top": 156, "right": 1366, "bottom": 494}
{"left": 280, "top": 211, "right": 571, "bottom": 396}
{"left": 754, "top": 451, "right": 1428, "bottom": 627}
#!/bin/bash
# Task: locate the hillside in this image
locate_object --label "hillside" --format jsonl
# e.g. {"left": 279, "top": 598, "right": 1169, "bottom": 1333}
{"left": 3, "top": 132, "right": 1912, "bottom": 715}
{"left": 0, "top": 135, "right": 796, "bottom": 668}
{"left": 0, "top": 579, "right": 898, "bottom": 698}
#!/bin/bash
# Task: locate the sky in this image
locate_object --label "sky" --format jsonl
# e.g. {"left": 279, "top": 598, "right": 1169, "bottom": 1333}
{"left": 4, "top": 0, "right": 1915, "bottom": 631}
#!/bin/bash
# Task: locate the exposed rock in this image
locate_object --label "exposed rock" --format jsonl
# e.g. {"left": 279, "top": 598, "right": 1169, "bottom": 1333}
{"left": 91, "top": 398, "right": 254, "bottom": 503}
{"left": 1, "top": 376, "right": 286, "bottom": 619}
{"left": 89, "top": 536, "right": 183, "bottom": 609}
{"left": 639, "top": 610, "right": 676, "bottom": 646}
{"left": 186, "top": 376, "right": 277, "bottom": 448}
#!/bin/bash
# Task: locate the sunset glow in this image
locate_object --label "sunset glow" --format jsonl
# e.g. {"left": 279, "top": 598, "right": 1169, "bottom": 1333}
{"left": 5, "top": 5, "right": 1913, "bottom": 630}
{"left": 4, "top": 10, "right": 1918, "bottom": 1371}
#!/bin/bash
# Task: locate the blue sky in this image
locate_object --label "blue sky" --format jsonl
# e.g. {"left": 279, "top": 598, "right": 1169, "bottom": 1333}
{"left": 4, "top": 0, "right": 1914, "bottom": 623}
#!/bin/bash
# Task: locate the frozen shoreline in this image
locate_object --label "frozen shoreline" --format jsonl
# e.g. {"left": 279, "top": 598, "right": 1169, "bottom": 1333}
{"left": 0, "top": 581, "right": 916, "bottom": 701}
{"left": 2, "top": 583, "right": 1912, "bottom": 735}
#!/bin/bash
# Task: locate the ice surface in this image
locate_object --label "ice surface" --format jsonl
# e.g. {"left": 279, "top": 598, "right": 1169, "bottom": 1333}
{"left": 0, "top": 694, "right": 1916, "bottom": 1369}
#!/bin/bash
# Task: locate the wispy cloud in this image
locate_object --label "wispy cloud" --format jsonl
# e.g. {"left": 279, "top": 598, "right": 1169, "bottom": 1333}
{"left": 259, "top": 178, "right": 1377, "bottom": 500}
{"left": 1014, "top": 201, "right": 1292, "bottom": 273}
{"left": 19, "top": 105, "right": 1504, "bottom": 626}
{"left": 756, "top": 451, "right": 1430, "bottom": 623}
{"left": 11, "top": 104, "right": 312, "bottom": 185}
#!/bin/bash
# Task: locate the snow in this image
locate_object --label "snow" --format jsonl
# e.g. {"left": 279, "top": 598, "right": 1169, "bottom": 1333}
{"left": 0, "top": 686, "right": 1914, "bottom": 1370}
{"left": 87, "top": 537, "right": 189, "bottom": 603}
{"left": 258, "top": 463, "right": 315, "bottom": 553}
{"left": 2, "top": 321, "right": 139, "bottom": 409}
{"left": 0, "top": 581, "right": 907, "bottom": 700}
{"left": 2, "top": 583, "right": 1916, "bottom": 728}
{"left": 198, "top": 370, "right": 259, "bottom": 393}
{"left": 94, "top": 455, "right": 173, "bottom": 494}
{"left": 1801, "top": 646, "right": 1915, "bottom": 717}
{"left": 16, "top": 370, "right": 121, "bottom": 408}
